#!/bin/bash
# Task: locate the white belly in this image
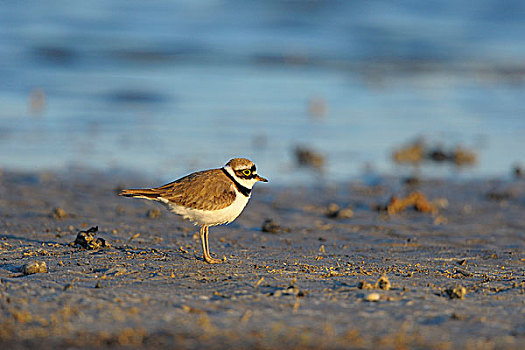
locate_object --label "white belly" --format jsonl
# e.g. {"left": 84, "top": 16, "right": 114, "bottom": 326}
{"left": 161, "top": 194, "right": 250, "bottom": 226}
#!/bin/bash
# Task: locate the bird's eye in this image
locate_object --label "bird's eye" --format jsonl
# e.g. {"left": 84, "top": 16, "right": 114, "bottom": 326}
{"left": 243, "top": 169, "right": 251, "bottom": 176}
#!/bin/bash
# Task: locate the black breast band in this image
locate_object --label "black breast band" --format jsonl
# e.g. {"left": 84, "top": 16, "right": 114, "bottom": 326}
{"left": 222, "top": 168, "right": 251, "bottom": 197}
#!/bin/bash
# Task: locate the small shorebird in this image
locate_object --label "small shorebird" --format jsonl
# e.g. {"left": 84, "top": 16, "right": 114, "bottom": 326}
{"left": 119, "top": 158, "right": 268, "bottom": 264}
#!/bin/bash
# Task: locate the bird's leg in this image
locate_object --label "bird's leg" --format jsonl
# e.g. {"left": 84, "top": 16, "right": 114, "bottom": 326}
{"left": 203, "top": 226, "right": 222, "bottom": 264}
{"left": 199, "top": 225, "right": 209, "bottom": 263}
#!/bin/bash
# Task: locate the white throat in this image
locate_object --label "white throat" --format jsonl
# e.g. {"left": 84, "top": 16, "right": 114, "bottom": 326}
{"left": 223, "top": 165, "right": 257, "bottom": 190}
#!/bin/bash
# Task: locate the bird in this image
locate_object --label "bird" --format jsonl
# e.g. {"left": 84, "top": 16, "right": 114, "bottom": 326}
{"left": 119, "top": 158, "right": 268, "bottom": 264}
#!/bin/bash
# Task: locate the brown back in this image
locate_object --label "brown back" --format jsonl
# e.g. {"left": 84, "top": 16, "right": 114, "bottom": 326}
{"left": 120, "top": 168, "right": 236, "bottom": 210}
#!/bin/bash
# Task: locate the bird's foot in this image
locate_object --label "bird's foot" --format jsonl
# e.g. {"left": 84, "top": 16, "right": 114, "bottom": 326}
{"left": 204, "top": 255, "right": 224, "bottom": 264}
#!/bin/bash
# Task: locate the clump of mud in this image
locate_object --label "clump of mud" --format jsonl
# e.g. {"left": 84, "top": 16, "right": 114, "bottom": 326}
{"left": 294, "top": 146, "right": 325, "bottom": 170}
{"left": 376, "top": 274, "right": 391, "bottom": 290}
{"left": 147, "top": 208, "right": 161, "bottom": 219}
{"left": 392, "top": 139, "right": 476, "bottom": 166}
{"left": 376, "top": 191, "right": 438, "bottom": 215}
{"left": 443, "top": 285, "right": 467, "bottom": 299}
{"left": 73, "top": 226, "right": 110, "bottom": 249}
{"left": 261, "top": 219, "right": 290, "bottom": 234}
{"left": 392, "top": 139, "right": 425, "bottom": 164}
{"left": 22, "top": 261, "right": 48, "bottom": 275}
{"left": 325, "top": 203, "right": 354, "bottom": 219}
{"left": 358, "top": 281, "right": 374, "bottom": 289}
{"left": 485, "top": 189, "right": 515, "bottom": 202}
{"left": 513, "top": 165, "right": 523, "bottom": 178}
{"left": 358, "top": 274, "right": 391, "bottom": 290}
{"left": 269, "top": 285, "right": 305, "bottom": 297}
{"left": 308, "top": 95, "right": 329, "bottom": 119}
{"left": 51, "top": 207, "right": 67, "bottom": 219}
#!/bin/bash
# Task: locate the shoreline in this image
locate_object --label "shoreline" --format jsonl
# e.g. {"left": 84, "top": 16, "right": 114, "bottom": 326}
{"left": 0, "top": 169, "right": 524, "bottom": 349}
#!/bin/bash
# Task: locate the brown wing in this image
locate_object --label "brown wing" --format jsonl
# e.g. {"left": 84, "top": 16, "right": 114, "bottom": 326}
{"left": 122, "top": 168, "right": 236, "bottom": 210}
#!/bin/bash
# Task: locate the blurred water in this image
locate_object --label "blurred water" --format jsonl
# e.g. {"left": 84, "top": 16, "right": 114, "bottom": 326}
{"left": 1, "top": 0, "right": 524, "bottom": 184}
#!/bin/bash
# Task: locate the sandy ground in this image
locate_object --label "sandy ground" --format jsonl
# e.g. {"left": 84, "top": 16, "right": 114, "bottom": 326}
{"left": 0, "top": 170, "right": 524, "bottom": 349}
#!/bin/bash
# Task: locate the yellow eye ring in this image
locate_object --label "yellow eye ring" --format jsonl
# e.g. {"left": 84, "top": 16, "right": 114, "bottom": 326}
{"left": 243, "top": 169, "right": 251, "bottom": 176}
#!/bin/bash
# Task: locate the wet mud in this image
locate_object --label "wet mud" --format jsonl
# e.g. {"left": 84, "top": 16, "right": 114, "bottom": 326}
{"left": 0, "top": 170, "right": 524, "bottom": 349}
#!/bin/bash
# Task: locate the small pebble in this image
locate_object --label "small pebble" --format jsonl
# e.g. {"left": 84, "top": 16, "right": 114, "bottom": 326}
{"left": 270, "top": 285, "right": 303, "bottom": 297}
{"left": 433, "top": 215, "right": 448, "bottom": 225}
{"left": 262, "top": 219, "right": 289, "bottom": 234}
{"left": 147, "top": 208, "right": 161, "bottom": 219}
{"left": 22, "top": 261, "right": 47, "bottom": 275}
{"left": 52, "top": 207, "right": 67, "bottom": 219}
{"left": 325, "top": 203, "right": 354, "bottom": 219}
{"left": 338, "top": 208, "right": 354, "bottom": 219}
{"left": 451, "top": 312, "right": 467, "bottom": 320}
{"left": 513, "top": 165, "right": 522, "bottom": 178}
{"left": 358, "top": 281, "right": 374, "bottom": 289}
{"left": 376, "top": 274, "right": 391, "bottom": 290}
{"left": 308, "top": 95, "right": 328, "bottom": 118}
{"left": 326, "top": 203, "right": 340, "bottom": 218}
{"left": 294, "top": 146, "right": 325, "bottom": 170}
{"left": 364, "top": 293, "right": 380, "bottom": 302}
{"left": 443, "top": 285, "right": 467, "bottom": 299}
{"left": 403, "top": 176, "right": 420, "bottom": 185}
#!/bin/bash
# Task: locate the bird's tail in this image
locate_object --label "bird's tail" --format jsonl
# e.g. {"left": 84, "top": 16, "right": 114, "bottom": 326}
{"left": 119, "top": 188, "right": 160, "bottom": 200}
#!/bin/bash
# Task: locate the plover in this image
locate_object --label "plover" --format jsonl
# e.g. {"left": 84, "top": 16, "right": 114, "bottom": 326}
{"left": 119, "top": 158, "right": 268, "bottom": 264}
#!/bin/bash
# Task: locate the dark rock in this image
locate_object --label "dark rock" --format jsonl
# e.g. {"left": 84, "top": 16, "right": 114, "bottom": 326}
{"left": 294, "top": 146, "right": 325, "bottom": 170}
{"left": 429, "top": 150, "right": 449, "bottom": 162}
{"left": 403, "top": 176, "right": 420, "bottom": 185}
{"left": 486, "top": 190, "right": 514, "bottom": 201}
{"left": 73, "top": 226, "right": 110, "bottom": 250}
{"left": 261, "top": 219, "right": 289, "bottom": 234}
{"left": 513, "top": 165, "right": 522, "bottom": 178}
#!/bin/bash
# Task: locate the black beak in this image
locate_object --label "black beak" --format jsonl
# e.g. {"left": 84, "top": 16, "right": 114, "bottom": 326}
{"left": 255, "top": 174, "right": 268, "bottom": 182}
